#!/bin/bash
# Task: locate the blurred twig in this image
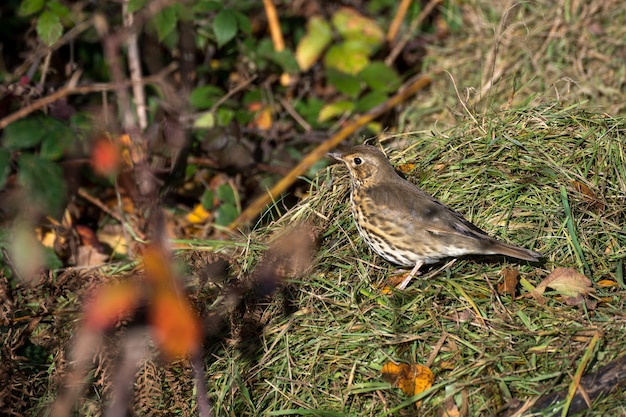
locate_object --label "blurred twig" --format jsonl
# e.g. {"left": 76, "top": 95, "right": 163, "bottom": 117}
{"left": 228, "top": 73, "right": 434, "bottom": 230}
{"left": 385, "top": 0, "right": 442, "bottom": 66}
{"left": 387, "top": 0, "right": 413, "bottom": 43}
{"left": 0, "top": 64, "right": 177, "bottom": 130}
{"left": 263, "top": 0, "right": 285, "bottom": 51}
{"left": 123, "top": 2, "right": 148, "bottom": 130}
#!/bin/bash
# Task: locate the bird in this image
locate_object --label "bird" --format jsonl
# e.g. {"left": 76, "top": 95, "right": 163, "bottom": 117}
{"left": 328, "top": 144, "right": 542, "bottom": 290}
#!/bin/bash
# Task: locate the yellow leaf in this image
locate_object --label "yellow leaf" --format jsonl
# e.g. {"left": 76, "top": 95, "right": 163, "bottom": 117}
{"left": 295, "top": 16, "right": 332, "bottom": 71}
{"left": 381, "top": 362, "right": 434, "bottom": 396}
{"left": 187, "top": 203, "right": 211, "bottom": 224}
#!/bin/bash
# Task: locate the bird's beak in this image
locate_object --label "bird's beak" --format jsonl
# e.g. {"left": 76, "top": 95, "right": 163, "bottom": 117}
{"left": 327, "top": 151, "right": 345, "bottom": 162}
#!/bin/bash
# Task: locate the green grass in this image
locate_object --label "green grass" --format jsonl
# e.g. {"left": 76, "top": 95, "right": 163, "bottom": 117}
{"left": 202, "top": 104, "right": 626, "bottom": 416}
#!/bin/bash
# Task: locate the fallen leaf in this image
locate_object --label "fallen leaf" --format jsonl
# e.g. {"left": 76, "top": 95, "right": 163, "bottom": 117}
{"left": 381, "top": 271, "right": 412, "bottom": 294}
{"left": 498, "top": 267, "right": 519, "bottom": 297}
{"left": 76, "top": 245, "right": 109, "bottom": 267}
{"left": 534, "top": 267, "right": 594, "bottom": 297}
{"left": 397, "top": 163, "right": 416, "bottom": 174}
{"left": 76, "top": 224, "right": 105, "bottom": 252}
{"left": 597, "top": 279, "right": 617, "bottom": 288}
{"left": 562, "top": 293, "right": 597, "bottom": 309}
{"left": 439, "top": 395, "right": 461, "bottom": 417}
{"left": 97, "top": 224, "right": 128, "bottom": 256}
{"left": 571, "top": 180, "right": 605, "bottom": 212}
{"left": 381, "top": 362, "right": 434, "bottom": 396}
{"left": 186, "top": 203, "right": 211, "bottom": 224}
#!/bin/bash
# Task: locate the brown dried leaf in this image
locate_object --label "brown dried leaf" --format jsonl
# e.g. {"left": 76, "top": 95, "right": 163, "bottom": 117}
{"left": 76, "top": 245, "right": 109, "bottom": 267}
{"left": 439, "top": 396, "right": 462, "bottom": 417}
{"left": 570, "top": 180, "right": 605, "bottom": 212}
{"left": 498, "top": 267, "right": 519, "bottom": 297}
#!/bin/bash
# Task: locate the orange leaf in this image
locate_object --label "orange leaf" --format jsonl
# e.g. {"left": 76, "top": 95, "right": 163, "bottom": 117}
{"left": 253, "top": 106, "right": 273, "bottom": 131}
{"left": 397, "top": 163, "right": 416, "bottom": 175}
{"left": 84, "top": 282, "right": 141, "bottom": 330}
{"left": 151, "top": 291, "right": 201, "bottom": 359}
{"left": 597, "top": 279, "right": 617, "bottom": 288}
{"left": 381, "top": 362, "right": 434, "bottom": 396}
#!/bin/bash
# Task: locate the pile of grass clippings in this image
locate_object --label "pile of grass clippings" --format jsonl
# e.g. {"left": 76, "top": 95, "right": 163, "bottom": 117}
{"left": 205, "top": 102, "right": 625, "bottom": 416}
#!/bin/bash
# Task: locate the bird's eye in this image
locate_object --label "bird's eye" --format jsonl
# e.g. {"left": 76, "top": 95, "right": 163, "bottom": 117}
{"left": 353, "top": 157, "right": 362, "bottom": 165}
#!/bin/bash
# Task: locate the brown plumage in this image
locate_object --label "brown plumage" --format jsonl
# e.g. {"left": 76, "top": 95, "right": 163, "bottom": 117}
{"left": 329, "top": 144, "right": 542, "bottom": 289}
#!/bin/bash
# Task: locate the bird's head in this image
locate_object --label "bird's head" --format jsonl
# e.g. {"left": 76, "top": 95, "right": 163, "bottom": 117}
{"left": 328, "top": 145, "right": 397, "bottom": 187}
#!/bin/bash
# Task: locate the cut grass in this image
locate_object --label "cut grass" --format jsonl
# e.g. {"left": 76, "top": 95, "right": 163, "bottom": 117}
{"left": 205, "top": 103, "right": 626, "bottom": 416}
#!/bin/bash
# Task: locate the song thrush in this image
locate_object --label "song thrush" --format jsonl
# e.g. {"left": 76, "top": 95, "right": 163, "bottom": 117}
{"left": 329, "top": 145, "right": 542, "bottom": 290}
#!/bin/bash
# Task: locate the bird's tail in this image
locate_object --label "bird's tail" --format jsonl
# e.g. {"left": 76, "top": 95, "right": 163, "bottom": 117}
{"left": 491, "top": 241, "right": 542, "bottom": 262}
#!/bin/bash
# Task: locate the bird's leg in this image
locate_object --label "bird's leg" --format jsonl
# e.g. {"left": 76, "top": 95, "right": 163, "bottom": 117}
{"left": 396, "top": 260, "right": 424, "bottom": 290}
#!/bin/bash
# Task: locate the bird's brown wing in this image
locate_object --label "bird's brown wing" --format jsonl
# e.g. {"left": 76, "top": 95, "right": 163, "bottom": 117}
{"left": 367, "top": 181, "right": 492, "bottom": 239}
{"left": 366, "top": 181, "right": 541, "bottom": 261}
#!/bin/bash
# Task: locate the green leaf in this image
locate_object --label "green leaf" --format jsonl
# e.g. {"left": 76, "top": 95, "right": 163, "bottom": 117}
{"left": 355, "top": 91, "right": 388, "bottom": 113}
{"left": 201, "top": 189, "right": 214, "bottom": 210}
{"left": 193, "top": 0, "right": 222, "bottom": 13}
{"left": 213, "top": 9, "right": 238, "bottom": 47}
{"left": 3, "top": 117, "right": 46, "bottom": 149}
{"left": 270, "top": 49, "right": 299, "bottom": 74}
{"left": 18, "top": 0, "right": 45, "bottom": 16}
{"left": 215, "top": 204, "right": 238, "bottom": 226}
{"left": 216, "top": 183, "right": 236, "bottom": 205}
{"left": 216, "top": 108, "right": 235, "bottom": 126}
{"left": 194, "top": 112, "right": 215, "bottom": 129}
{"left": 234, "top": 11, "right": 252, "bottom": 35}
{"left": 47, "top": 1, "right": 71, "bottom": 19}
{"left": 324, "top": 41, "right": 370, "bottom": 75}
{"left": 358, "top": 61, "right": 401, "bottom": 92}
{"left": 128, "top": 0, "right": 149, "bottom": 13}
{"left": 318, "top": 100, "right": 355, "bottom": 122}
{"left": 17, "top": 154, "right": 66, "bottom": 215}
{"left": 37, "top": 10, "right": 63, "bottom": 46}
{"left": 332, "top": 8, "right": 383, "bottom": 50}
{"left": 295, "top": 16, "right": 332, "bottom": 71}
{"left": 154, "top": 5, "right": 178, "bottom": 41}
{"left": 0, "top": 149, "right": 11, "bottom": 189}
{"left": 40, "top": 118, "right": 75, "bottom": 160}
{"left": 189, "top": 85, "right": 225, "bottom": 109}
{"left": 43, "top": 246, "right": 63, "bottom": 270}
{"left": 326, "top": 69, "right": 362, "bottom": 97}
{"left": 294, "top": 98, "right": 324, "bottom": 126}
